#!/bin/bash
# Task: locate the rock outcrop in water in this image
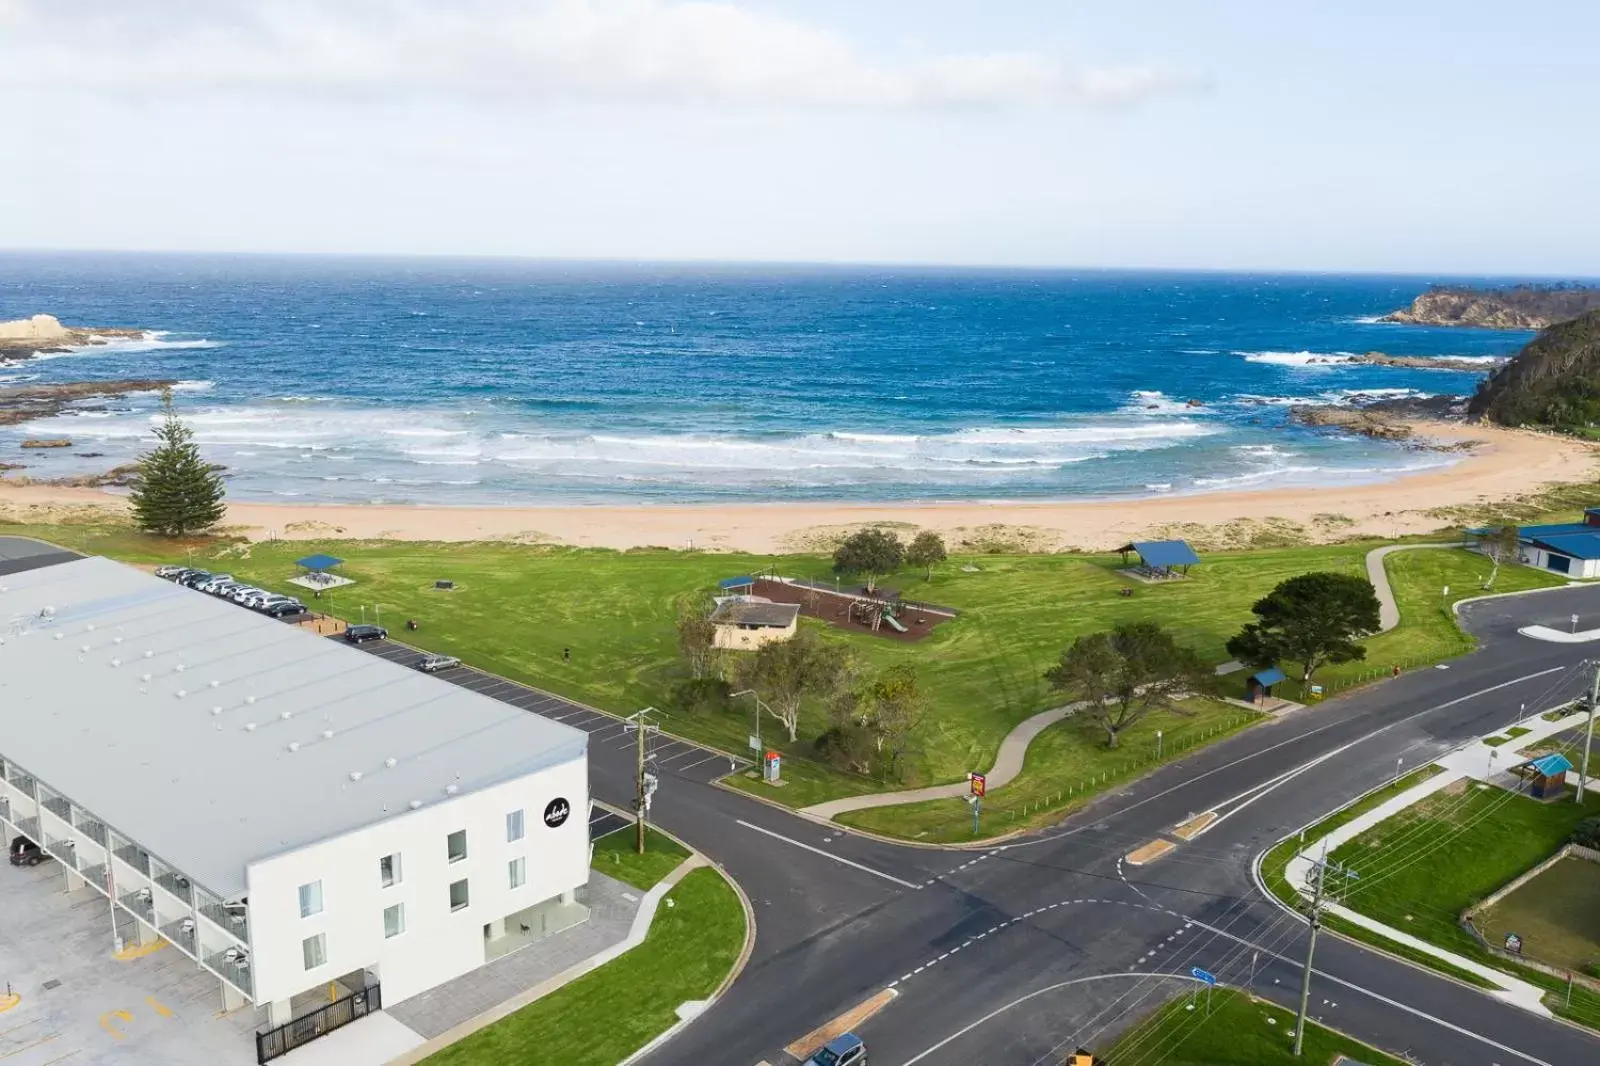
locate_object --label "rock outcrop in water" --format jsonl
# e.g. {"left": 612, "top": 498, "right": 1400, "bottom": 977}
{"left": 1, "top": 380, "right": 177, "bottom": 428}
{"left": 1381, "top": 285, "right": 1600, "bottom": 330}
{"left": 1290, "top": 393, "right": 1470, "bottom": 444}
{"left": 1467, "top": 311, "right": 1600, "bottom": 431}
{"left": 0, "top": 314, "right": 143, "bottom": 362}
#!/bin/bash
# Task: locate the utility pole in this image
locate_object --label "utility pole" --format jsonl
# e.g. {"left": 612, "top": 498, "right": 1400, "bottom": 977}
{"left": 1294, "top": 844, "right": 1329, "bottom": 1057}
{"left": 1579, "top": 661, "right": 1599, "bottom": 804}
{"left": 625, "top": 708, "right": 662, "bottom": 854}
{"left": 730, "top": 689, "right": 766, "bottom": 756}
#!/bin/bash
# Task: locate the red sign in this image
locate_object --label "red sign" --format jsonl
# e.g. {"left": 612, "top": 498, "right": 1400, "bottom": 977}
{"left": 970, "top": 773, "right": 986, "bottom": 798}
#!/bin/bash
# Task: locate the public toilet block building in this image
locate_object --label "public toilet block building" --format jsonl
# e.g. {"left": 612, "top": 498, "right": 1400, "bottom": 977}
{"left": 0, "top": 553, "right": 590, "bottom": 1032}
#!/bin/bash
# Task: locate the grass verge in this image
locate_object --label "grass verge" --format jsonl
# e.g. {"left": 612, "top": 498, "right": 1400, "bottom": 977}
{"left": 1107, "top": 987, "right": 1409, "bottom": 1066}
{"left": 423, "top": 866, "right": 743, "bottom": 1066}
{"left": 590, "top": 825, "right": 690, "bottom": 891}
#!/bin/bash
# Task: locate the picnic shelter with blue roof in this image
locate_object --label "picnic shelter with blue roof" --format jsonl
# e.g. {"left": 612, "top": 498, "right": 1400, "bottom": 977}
{"left": 1515, "top": 752, "right": 1574, "bottom": 800}
{"left": 295, "top": 553, "right": 344, "bottom": 572}
{"left": 1245, "top": 666, "right": 1287, "bottom": 703}
{"left": 1117, "top": 539, "right": 1200, "bottom": 580}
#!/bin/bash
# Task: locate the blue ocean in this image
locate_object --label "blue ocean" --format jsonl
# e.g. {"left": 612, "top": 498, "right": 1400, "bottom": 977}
{"left": 0, "top": 254, "right": 1540, "bottom": 506}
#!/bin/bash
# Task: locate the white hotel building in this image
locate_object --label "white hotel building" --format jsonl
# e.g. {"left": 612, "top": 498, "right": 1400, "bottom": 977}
{"left": 0, "top": 551, "right": 590, "bottom": 1035}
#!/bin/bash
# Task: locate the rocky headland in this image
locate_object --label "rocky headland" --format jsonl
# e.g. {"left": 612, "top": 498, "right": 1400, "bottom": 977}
{"left": 1286, "top": 351, "right": 1505, "bottom": 372}
{"left": 0, "top": 313, "right": 143, "bottom": 363}
{"left": 1381, "top": 284, "right": 1600, "bottom": 330}
{"left": 1468, "top": 310, "right": 1600, "bottom": 432}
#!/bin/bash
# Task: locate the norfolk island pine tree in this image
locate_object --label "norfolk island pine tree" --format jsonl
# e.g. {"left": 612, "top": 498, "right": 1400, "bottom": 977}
{"left": 129, "top": 391, "right": 226, "bottom": 537}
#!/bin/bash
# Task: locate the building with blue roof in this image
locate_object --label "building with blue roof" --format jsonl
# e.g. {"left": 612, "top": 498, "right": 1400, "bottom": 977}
{"left": 1116, "top": 539, "right": 1200, "bottom": 579}
{"left": 1469, "top": 507, "right": 1600, "bottom": 579}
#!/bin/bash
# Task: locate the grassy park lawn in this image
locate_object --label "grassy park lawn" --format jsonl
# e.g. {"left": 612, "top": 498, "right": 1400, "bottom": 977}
{"left": 0, "top": 519, "right": 1566, "bottom": 819}
{"left": 591, "top": 825, "right": 690, "bottom": 891}
{"left": 1477, "top": 856, "right": 1600, "bottom": 975}
{"left": 423, "top": 866, "right": 744, "bottom": 1066}
{"left": 1108, "top": 988, "right": 1408, "bottom": 1066}
{"left": 1330, "top": 784, "right": 1600, "bottom": 956}
{"left": 831, "top": 697, "right": 1259, "bottom": 842}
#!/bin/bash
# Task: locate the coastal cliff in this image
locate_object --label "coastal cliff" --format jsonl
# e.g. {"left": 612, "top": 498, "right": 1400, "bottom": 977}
{"left": 1467, "top": 310, "right": 1600, "bottom": 431}
{"left": 1381, "top": 285, "right": 1600, "bottom": 330}
{"left": 0, "top": 314, "right": 143, "bottom": 362}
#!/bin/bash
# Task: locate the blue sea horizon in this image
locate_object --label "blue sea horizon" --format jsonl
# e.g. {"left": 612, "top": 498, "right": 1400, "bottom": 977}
{"left": 0, "top": 252, "right": 1546, "bottom": 507}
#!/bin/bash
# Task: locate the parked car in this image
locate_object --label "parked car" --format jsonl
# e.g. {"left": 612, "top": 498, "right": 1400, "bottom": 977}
{"left": 344, "top": 624, "right": 388, "bottom": 644}
{"left": 177, "top": 570, "right": 213, "bottom": 588}
{"left": 265, "top": 601, "right": 307, "bottom": 618}
{"left": 417, "top": 654, "right": 461, "bottom": 673}
{"left": 154, "top": 565, "right": 188, "bottom": 579}
{"left": 806, "top": 1035, "right": 866, "bottom": 1066}
{"left": 8, "top": 836, "right": 47, "bottom": 867}
{"left": 196, "top": 575, "right": 234, "bottom": 593}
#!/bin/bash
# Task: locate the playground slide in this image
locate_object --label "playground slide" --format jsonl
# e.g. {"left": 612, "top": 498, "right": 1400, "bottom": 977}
{"left": 882, "top": 613, "right": 908, "bottom": 633}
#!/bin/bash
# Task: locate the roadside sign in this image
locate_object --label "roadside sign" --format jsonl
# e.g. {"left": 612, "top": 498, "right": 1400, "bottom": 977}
{"left": 970, "top": 772, "right": 987, "bottom": 798}
{"left": 1309, "top": 684, "right": 1324, "bottom": 697}
{"left": 1505, "top": 932, "right": 1523, "bottom": 954}
{"left": 1191, "top": 967, "right": 1217, "bottom": 986}
{"left": 748, "top": 734, "right": 761, "bottom": 752}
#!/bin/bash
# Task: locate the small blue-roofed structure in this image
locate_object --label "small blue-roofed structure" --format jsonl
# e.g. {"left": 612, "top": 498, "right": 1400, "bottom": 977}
{"left": 1117, "top": 539, "right": 1200, "bottom": 580}
{"left": 719, "top": 575, "right": 756, "bottom": 593}
{"left": 295, "top": 553, "right": 344, "bottom": 572}
{"left": 1246, "top": 666, "right": 1287, "bottom": 703}
{"left": 1516, "top": 752, "right": 1574, "bottom": 800}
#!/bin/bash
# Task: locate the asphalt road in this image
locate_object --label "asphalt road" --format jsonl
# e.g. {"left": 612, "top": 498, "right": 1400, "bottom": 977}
{"left": 623, "top": 584, "right": 1600, "bottom": 1066}
{"left": 15, "top": 538, "right": 1600, "bottom": 1065}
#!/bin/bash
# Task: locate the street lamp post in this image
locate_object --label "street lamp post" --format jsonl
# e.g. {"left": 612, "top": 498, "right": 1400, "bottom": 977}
{"left": 1394, "top": 756, "right": 1404, "bottom": 785}
{"left": 730, "top": 689, "right": 767, "bottom": 755}
{"left": 1156, "top": 730, "right": 1163, "bottom": 760}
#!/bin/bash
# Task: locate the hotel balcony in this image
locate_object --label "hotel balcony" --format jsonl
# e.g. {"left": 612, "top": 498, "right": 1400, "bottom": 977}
{"left": 41, "top": 795, "right": 70, "bottom": 822}
{"left": 0, "top": 795, "right": 10, "bottom": 824}
{"left": 74, "top": 816, "right": 108, "bottom": 847}
{"left": 154, "top": 869, "right": 194, "bottom": 907}
{"left": 113, "top": 842, "right": 151, "bottom": 878}
{"left": 204, "top": 950, "right": 254, "bottom": 998}
{"left": 78, "top": 862, "right": 110, "bottom": 897}
{"left": 199, "top": 900, "right": 250, "bottom": 944}
{"left": 43, "top": 834, "right": 77, "bottom": 866}
{"left": 5, "top": 770, "right": 37, "bottom": 799}
{"left": 160, "top": 916, "right": 199, "bottom": 957}
{"left": 119, "top": 887, "right": 157, "bottom": 926}
{"left": 14, "top": 815, "right": 40, "bottom": 843}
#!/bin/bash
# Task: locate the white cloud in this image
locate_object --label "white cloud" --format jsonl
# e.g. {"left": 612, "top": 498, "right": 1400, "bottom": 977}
{"left": 0, "top": 0, "right": 1192, "bottom": 109}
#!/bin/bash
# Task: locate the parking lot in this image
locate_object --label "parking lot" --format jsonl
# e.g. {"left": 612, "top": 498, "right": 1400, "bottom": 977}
{"left": 0, "top": 861, "right": 260, "bottom": 1066}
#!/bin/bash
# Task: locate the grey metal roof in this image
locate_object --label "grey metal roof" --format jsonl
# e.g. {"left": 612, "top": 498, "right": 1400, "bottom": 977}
{"left": 0, "top": 555, "right": 587, "bottom": 899}
{"left": 710, "top": 600, "right": 801, "bottom": 628}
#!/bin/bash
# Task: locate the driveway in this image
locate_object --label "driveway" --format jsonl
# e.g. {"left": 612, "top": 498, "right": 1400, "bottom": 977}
{"left": 0, "top": 860, "right": 261, "bottom": 1066}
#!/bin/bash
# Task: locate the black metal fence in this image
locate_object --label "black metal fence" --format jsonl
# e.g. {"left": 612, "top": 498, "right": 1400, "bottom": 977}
{"left": 256, "top": 981, "right": 381, "bottom": 1064}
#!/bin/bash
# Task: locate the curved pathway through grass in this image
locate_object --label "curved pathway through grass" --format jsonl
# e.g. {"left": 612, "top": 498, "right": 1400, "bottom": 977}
{"left": 803, "top": 541, "right": 1459, "bottom": 825}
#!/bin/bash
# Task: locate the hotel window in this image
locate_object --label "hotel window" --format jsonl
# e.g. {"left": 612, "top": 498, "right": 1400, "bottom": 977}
{"left": 298, "top": 880, "right": 323, "bottom": 919}
{"left": 506, "top": 809, "right": 525, "bottom": 842}
{"left": 379, "top": 852, "right": 402, "bottom": 888}
{"left": 447, "top": 829, "right": 467, "bottom": 864}
{"left": 509, "top": 857, "right": 526, "bottom": 890}
{"left": 302, "top": 933, "right": 326, "bottom": 971}
{"left": 384, "top": 903, "right": 405, "bottom": 939}
{"left": 449, "top": 878, "right": 470, "bottom": 912}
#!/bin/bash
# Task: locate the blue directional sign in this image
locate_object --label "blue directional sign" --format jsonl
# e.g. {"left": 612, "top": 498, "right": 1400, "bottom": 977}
{"left": 1191, "top": 967, "right": 1217, "bottom": 986}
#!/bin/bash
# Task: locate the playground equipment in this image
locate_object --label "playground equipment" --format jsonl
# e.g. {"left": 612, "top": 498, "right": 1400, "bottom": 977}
{"left": 848, "top": 596, "right": 907, "bottom": 633}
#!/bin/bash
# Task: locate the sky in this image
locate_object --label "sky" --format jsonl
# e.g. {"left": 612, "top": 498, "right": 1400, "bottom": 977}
{"left": 1, "top": 1, "right": 1597, "bottom": 274}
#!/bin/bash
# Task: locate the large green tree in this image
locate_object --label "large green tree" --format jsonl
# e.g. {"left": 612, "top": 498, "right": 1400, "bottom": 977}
{"left": 905, "top": 531, "right": 948, "bottom": 582}
{"left": 1044, "top": 622, "right": 1211, "bottom": 748}
{"left": 129, "top": 392, "right": 226, "bottom": 536}
{"left": 1226, "top": 572, "right": 1381, "bottom": 684}
{"left": 734, "top": 629, "right": 848, "bottom": 742}
{"left": 833, "top": 528, "right": 904, "bottom": 592}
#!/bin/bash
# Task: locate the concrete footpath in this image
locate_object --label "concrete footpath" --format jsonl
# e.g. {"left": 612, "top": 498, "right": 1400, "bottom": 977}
{"left": 800, "top": 703, "right": 1075, "bottom": 820}
{"left": 1284, "top": 705, "right": 1592, "bottom": 1017}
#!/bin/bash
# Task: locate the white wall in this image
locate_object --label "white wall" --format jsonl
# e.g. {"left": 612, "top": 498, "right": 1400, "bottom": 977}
{"left": 245, "top": 754, "right": 588, "bottom": 1005}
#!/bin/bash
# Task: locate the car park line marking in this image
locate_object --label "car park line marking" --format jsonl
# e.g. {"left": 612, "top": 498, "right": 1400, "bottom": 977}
{"left": 34, "top": 1051, "right": 80, "bottom": 1066}
{"left": 676, "top": 753, "right": 727, "bottom": 773}
{"left": 143, "top": 996, "right": 172, "bottom": 1019}
{"left": 98, "top": 1010, "right": 133, "bottom": 1040}
{"left": 736, "top": 820, "right": 922, "bottom": 890}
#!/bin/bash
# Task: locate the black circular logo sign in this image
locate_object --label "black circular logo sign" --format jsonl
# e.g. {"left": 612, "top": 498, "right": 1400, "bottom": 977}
{"left": 543, "top": 797, "right": 571, "bottom": 829}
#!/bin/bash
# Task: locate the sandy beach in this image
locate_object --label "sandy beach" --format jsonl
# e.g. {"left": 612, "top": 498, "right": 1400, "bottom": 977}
{"left": 2, "top": 421, "right": 1595, "bottom": 553}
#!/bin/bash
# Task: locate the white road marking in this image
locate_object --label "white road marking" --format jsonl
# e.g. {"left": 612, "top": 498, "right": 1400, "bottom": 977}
{"left": 736, "top": 820, "right": 922, "bottom": 890}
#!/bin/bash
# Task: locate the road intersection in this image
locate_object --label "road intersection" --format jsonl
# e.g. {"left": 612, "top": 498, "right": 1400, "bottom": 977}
{"left": 611, "top": 583, "right": 1600, "bottom": 1066}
